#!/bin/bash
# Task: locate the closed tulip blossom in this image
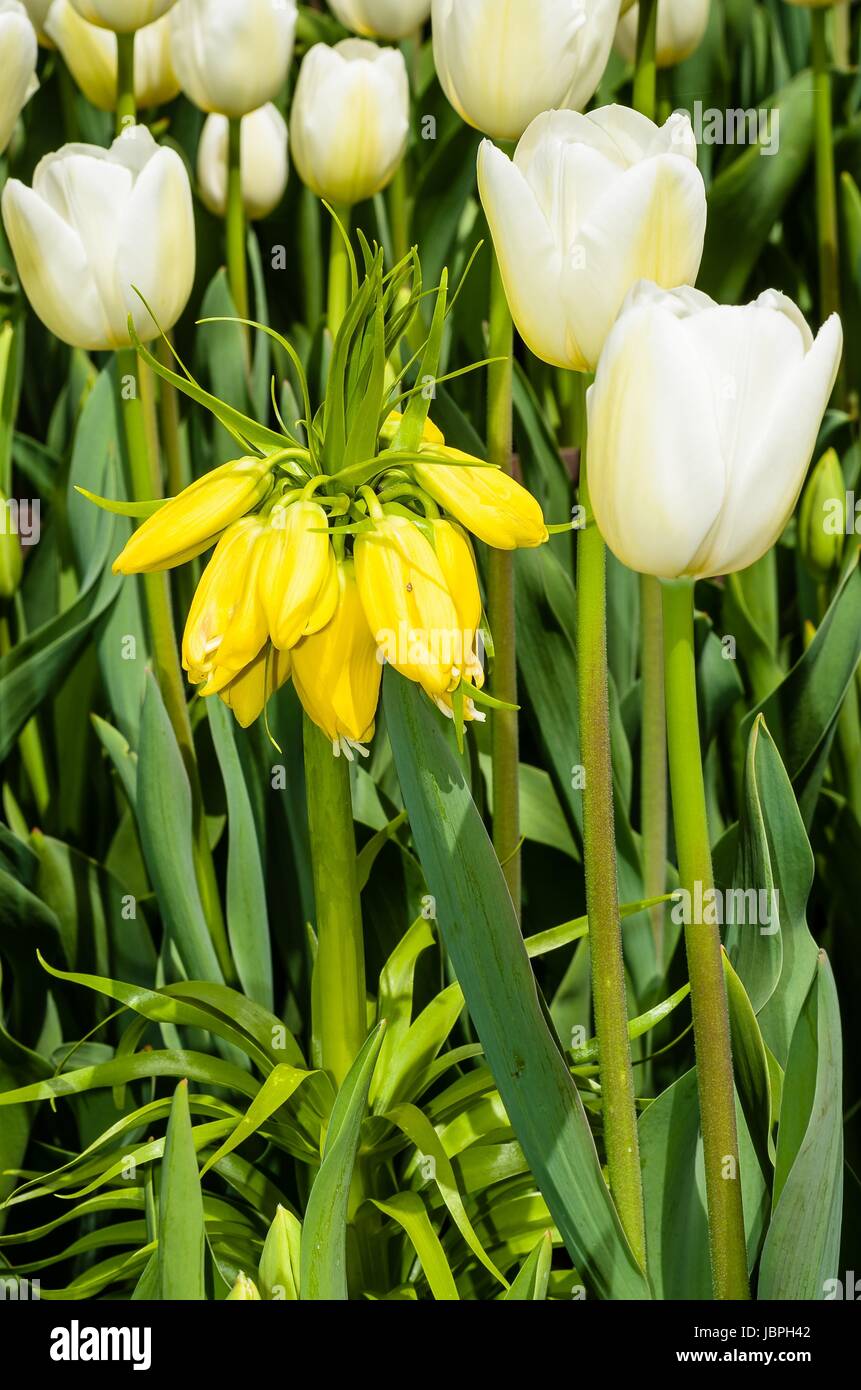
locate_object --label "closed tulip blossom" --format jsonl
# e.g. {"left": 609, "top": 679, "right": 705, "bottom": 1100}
{"left": 0, "top": 1, "right": 38, "bottom": 155}
{"left": 587, "top": 282, "right": 843, "bottom": 580}
{"left": 432, "top": 0, "right": 622, "bottom": 143}
{"left": 70, "top": 0, "right": 176, "bottom": 28}
{"left": 616, "top": 0, "right": 710, "bottom": 68}
{"left": 45, "top": 1, "right": 180, "bottom": 112}
{"left": 478, "top": 105, "right": 707, "bottom": 373}
{"left": 1, "top": 126, "right": 195, "bottom": 352}
{"left": 328, "top": 0, "right": 431, "bottom": 40}
{"left": 170, "top": 0, "right": 297, "bottom": 119}
{"left": 291, "top": 39, "right": 409, "bottom": 207}
{"left": 197, "top": 104, "right": 289, "bottom": 221}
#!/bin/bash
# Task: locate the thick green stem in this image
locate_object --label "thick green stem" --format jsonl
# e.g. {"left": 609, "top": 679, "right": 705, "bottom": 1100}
{"left": 577, "top": 421, "right": 647, "bottom": 1272}
{"left": 662, "top": 579, "right": 750, "bottom": 1301}
{"left": 327, "top": 204, "right": 352, "bottom": 338}
{"left": 226, "top": 118, "right": 249, "bottom": 321}
{"left": 300, "top": 187, "right": 323, "bottom": 328}
{"left": 812, "top": 9, "right": 840, "bottom": 322}
{"left": 633, "top": 0, "right": 658, "bottom": 119}
{"left": 303, "top": 715, "right": 367, "bottom": 1087}
{"left": 388, "top": 159, "right": 410, "bottom": 265}
{"left": 117, "top": 349, "right": 232, "bottom": 981}
{"left": 115, "top": 32, "right": 136, "bottom": 135}
{"left": 487, "top": 254, "right": 520, "bottom": 915}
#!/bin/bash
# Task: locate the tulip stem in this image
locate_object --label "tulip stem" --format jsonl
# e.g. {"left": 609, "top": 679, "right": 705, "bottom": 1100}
{"left": 662, "top": 578, "right": 750, "bottom": 1302}
{"left": 115, "top": 33, "right": 136, "bottom": 136}
{"left": 811, "top": 9, "right": 840, "bottom": 323}
{"left": 633, "top": 0, "right": 658, "bottom": 120}
{"left": 226, "top": 118, "right": 249, "bottom": 323}
{"left": 486, "top": 254, "right": 520, "bottom": 915}
{"left": 327, "top": 204, "right": 352, "bottom": 338}
{"left": 117, "top": 349, "right": 233, "bottom": 983}
{"left": 576, "top": 415, "right": 647, "bottom": 1274}
{"left": 303, "top": 714, "right": 367, "bottom": 1087}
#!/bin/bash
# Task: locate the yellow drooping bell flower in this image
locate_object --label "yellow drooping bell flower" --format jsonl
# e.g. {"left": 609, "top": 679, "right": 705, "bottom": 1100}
{"left": 414, "top": 446, "right": 548, "bottom": 550}
{"left": 259, "top": 500, "right": 338, "bottom": 651}
{"left": 292, "top": 560, "right": 381, "bottom": 756}
{"left": 113, "top": 456, "right": 274, "bottom": 574}
{"left": 218, "top": 643, "right": 292, "bottom": 728}
{"left": 182, "top": 517, "right": 267, "bottom": 693}
{"left": 429, "top": 518, "right": 484, "bottom": 687}
{"left": 355, "top": 513, "right": 471, "bottom": 698}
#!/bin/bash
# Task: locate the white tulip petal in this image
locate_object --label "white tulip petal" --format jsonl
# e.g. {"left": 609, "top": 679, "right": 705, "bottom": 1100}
{"left": 328, "top": 0, "right": 431, "bottom": 40}
{"left": 616, "top": 0, "right": 710, "bottom": 69}
{"left": 170, "top": 0, "right": 297, "bottom": 118}
{"left": 118, "top": 144, "right": 195, "bottom": 342}
{"left": 0, "top": 1, "right": 39, "bottom": 155}
{"left": 69, "top": 0, "right": 176, "bottom": 32}
{"left": 198, "top": 104, "right": 288, "bottom": 220}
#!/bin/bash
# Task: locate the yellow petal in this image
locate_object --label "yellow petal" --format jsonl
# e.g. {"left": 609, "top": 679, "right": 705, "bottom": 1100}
{"left": 292, "top": 560, "right": 381, "bottom": 745}
{"left": 415, "top": 446, "right": 548, "bottom": 550}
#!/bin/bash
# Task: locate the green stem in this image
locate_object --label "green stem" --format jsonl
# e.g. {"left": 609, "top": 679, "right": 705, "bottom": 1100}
{"left": 662, "top": 579, "right": 750, "bottom": 1301}
{"left": 811, "top": 8, "right": 840, "bottom": 322}
{"left": 327, "top": 204, "right": 352, "bottom": 338}
{"left": 388, "top": 158, "right": 410, "bottom": 265}
{"left": 633, "top": 0, "right": 658, "bottom": 120}
{"left": 115, "top": 32, "right": 136, "bottom": 135}
{"left": 226, "top": 118, "right": 249, "bottom": 321}
{"left": 299, "top": 187, "right": 323, "bottom": 328}
{"left": 577, "top": 413, "right": 647, "bottom": 1272}
{"left": 487, "top": 254, "right": 520, "bottom": 915}
{"left": 303, "top": 715, "right": 367, "bottom": 1087}
{"left": 117, "top": 349, "right": 232, "bottom": 982}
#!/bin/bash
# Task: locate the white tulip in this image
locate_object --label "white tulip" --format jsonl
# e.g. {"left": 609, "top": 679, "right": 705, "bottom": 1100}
{"left": 69, "top": 0, "right": 176, "bottom": 31}
{"left": 328, "top": 0, "right": 430, "bottom": 40}
{"left": 1, "top": 125, "right": 195, "bottom": 351}
{"left": 170, "top": 0, "right": 296, "bottom": 119}
{"left": 21, "top": 0, "right": 52, "bottom": 40}
{"left": 291, "top": 39, "right": 408, "bottom": 207}
{"left": 198, "top": 104, "right": 288, "bottom": 221}
{"left": 587, "top": 282, "right": 843, "bottom": 580}
{"left": 0, "top": 1, "right": 38, "bottom": 155}
{"left": 431, "top": 0, "right": 621, "bottom": 143}
{"left": 616, "top": 0, "right": 710, "bottom": 69}
{"left": 45, "top": 1, "right": 179, "bottom": 111}
{"left": 478, "top": 105, "right": 706, "bottom": 374}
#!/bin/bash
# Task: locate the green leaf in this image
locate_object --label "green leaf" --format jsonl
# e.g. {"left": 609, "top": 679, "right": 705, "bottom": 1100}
{"left": 200, "top": 1063, "right": 319, "bottom": 1176}
{"left": 299, "top": 1023, "right": 385, "bottom": 1300}
{"left": 723, "top": 951, "right": 776, "bottom": 1181}
{"left": 371, "top": 1192, "right": 459, "bottom": 1301}
{"left": 758, "top": 953, "right": 843, "bottom": 1299}
{"left": 259, "top": 1205, "right": 301, "bottom": 1301}
{"left": 158, "top": 1081, "right": 206, "bottom": 1300}
{"left": 503, "top": 1230, "right": 553, "bottom": 1301}
{"left": 383, "top": 671, "right": 650, "bottom": 1299}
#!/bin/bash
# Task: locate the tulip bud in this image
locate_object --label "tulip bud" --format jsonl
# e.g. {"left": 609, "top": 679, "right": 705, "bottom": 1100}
{"left": 615, "top": 0, "right": 710, "bottom": 69}
{"left": 292, "top": 559, "right": 382, "bottom": 754}
{"left": 70, "top": 0, "right": 177, "bottom": 30}
{"left": 218, "top": 644, "right": 292, "bottom": 728}
{"left": 327, "top": 0, "right": 430, "bottom": 40}
{"left": 259, "top": 500, "right": 339, "bottom": 652}
{"left": 226, "top": 1272, "right": 261, "bottom": 1300}
{"left": 45, "top": 2, "right": 180, "bottom": 112}
{"left": 478, "top": 105, "right": 706, "bottom": 374}
{"left": 114, "top": 456, "right": 274, "bottom": 575}
{"left": 0, "top": 1, "right": 38, "bottom": 156}
{"left": 798, "top": 448, "right": 846, "bottom": 582}
{"left": 355, "top": 513, "right": 469, "bottom": 698}
{"left": 0, "top": 495, "right": 23, "bottom": 598}
{"left": 414, "top": 448, "right": 548, "bottom": 550}
{"left": 2, "top": 125, "right": 194, "bottom": 352}
{"left": 587, "top": 282, "right": 843, "bottom": 580}
{"left": 183, "top": 517, "right": 267, "bottom": 690}
{"left": 258, "top": 1205, "right": 301, "bottom": 1302}
{"left": 197, "top": 104, "right": 289, "bottom": 222}
{"left": 170, "top": 0, "right": 297, "bottom": 119}
{"left": 290, "top": 39, "right": 409, "bottom": 207}
{"left": 431, "top": 0, "right": 621, "bottom": 143}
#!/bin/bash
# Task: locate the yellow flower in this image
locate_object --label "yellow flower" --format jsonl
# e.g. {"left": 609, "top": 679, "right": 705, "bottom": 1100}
{"left": 354, "top": 513, "right": 467, "bottom": 698}
{"left": 182, "top": 517, "right": 267, "bottom": 693}
{"left": 429, "top": 518, "right": 484, "bottom": 687}
{"left": 292, "top": 559, "right": 381, "bottom": 755}
{"left": 218, "top": 644, "right": 292, "bottom": 728}
{"left": 414, "top": 444, "right": 548, "bottom": 550}
{"left": 259, "top": 500, "right": 338, "bottom": 651}
{"left": 113, "top": 455, "right": 274, "bottom": 575}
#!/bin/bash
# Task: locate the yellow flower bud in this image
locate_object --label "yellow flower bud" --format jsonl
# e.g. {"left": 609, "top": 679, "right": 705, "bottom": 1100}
{"left": 113, "top": 456, "right": 274, "bottom": 575}
{"left": 292, "top": 559, "right": 381, "bottom": 754}
{"left": 182, "top": 517, "right": 267, "bottom": 692}
{"left": 429, "top": 518, "right": 484, "bottom": 686}
{"left": 0, "top": 494, "right": 23, "bottom": 598}
{"left": 355, "top": 513, "right": 468, "bottom": 698}
{"left": 414, "top": 445, "right": 548, "bottom": 550}
{"left": 226, "top": 1271, "right": 261, "bottom": 1300}
{"left": 259, "top": 500, "right": 338, "bottom": 651}
{"left": 218, "top": 643, "right": 292, "bottom": 728}
{"left": 798, "top": 448, "right": 846, "bottom": 582}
